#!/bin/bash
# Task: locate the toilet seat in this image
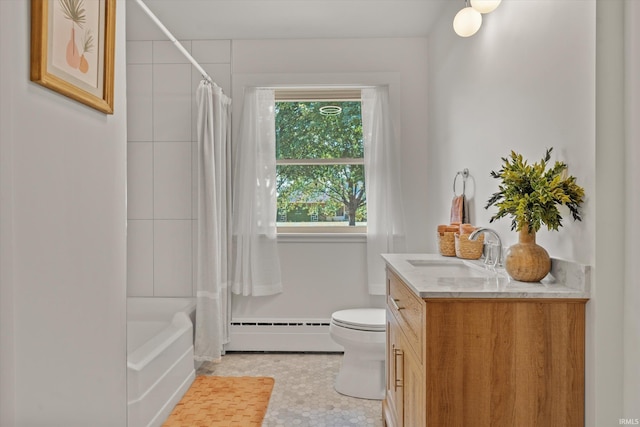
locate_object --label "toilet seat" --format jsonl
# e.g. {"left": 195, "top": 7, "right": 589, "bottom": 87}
{"left": 331, "top": 309, "right": 385, "bottom": 332}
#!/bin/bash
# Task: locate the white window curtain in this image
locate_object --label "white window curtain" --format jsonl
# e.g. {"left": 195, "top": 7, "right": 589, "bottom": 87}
{"left": 231, "top": 87, "right": 283, "bottom": 296}
{"left": 362, "top": 86, "right": 407, "bottom": 295}
{"left": 194, "top": 80, "right": 232, "bottom": 362}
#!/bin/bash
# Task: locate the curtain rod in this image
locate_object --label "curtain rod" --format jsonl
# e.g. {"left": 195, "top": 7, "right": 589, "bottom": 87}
{"left": 134, "top": 0, "right": 217, "bottom": 87}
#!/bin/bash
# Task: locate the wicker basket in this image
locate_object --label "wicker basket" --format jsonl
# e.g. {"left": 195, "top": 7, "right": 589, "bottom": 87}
{"left": 455, "top": 233, "right": 484, "bottom": 259}
{"left": 437, "top": 232, "right": 457, "bottom": 257}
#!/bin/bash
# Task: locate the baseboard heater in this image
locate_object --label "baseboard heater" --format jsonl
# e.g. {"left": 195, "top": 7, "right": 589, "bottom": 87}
{"left": 225, "top": 318, "right": 344, "bottom": 352}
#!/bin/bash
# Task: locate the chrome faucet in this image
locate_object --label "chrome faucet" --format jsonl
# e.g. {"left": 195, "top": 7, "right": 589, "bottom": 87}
{"left": 468, "top": 227, "right": 503, "bottom": 267}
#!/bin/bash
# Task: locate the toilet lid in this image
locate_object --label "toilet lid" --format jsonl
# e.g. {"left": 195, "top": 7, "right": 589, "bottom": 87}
{"left": 331, "top": 309, "right": 386, "bottom": 332}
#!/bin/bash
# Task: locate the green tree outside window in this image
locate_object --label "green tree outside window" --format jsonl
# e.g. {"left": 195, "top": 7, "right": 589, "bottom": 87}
{"left": 275, "top": 100, "right": 366, "bottom": 227}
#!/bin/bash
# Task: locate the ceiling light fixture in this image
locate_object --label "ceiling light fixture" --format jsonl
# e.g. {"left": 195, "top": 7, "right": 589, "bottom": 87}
{"left": 470, "top": 0, "right": 502, "bottom": 14}
{"left": 453, "top": 0, "right": 502, "bottom": 37}
{"left": 453, "top": 2, "right": 482, "bottom": 38}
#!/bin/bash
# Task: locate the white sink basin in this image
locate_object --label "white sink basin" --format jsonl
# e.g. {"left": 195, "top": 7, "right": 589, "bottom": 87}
{"left": 407, "top": 259, "right": 496, "bottom": 278}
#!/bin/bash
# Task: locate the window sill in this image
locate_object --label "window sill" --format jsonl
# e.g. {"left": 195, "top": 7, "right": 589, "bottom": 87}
{"left": 277, "top": 233, "right": 367, "bottom": 243}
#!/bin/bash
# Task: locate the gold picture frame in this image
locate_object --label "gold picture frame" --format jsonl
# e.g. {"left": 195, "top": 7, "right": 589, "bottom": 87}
{"left": 30, "top": 0, "right": 116, "bottom": 114}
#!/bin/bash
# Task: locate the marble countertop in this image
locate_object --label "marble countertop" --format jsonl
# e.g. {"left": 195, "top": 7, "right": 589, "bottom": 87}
{"left": 382, "top": 253, "right": 590, "bottom": 299}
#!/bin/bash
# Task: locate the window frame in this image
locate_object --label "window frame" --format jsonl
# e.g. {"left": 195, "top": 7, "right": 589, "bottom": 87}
{"left": 274, "top": 88, "right": 367, "bottom": 235}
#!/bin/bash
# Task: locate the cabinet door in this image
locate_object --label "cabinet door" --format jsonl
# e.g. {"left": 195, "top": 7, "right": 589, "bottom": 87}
{"left": 425, "top": 299, "right": 586, "bottom": 426}
{"left": 402, "top": 344, "right": 425, "bottom": 427}
{"left": 385, "top": 307, "right": 426, "bottom": 427}
{"left": 384, "top": 310, "right": 403, "bottom": 427}
{"left": 385, "top": 270, "right": 428, "bottom": 427}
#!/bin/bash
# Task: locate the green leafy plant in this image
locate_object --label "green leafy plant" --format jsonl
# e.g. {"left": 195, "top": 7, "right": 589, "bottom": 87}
{"left": 485, "top": 148, "right": 585, "bottom": 233}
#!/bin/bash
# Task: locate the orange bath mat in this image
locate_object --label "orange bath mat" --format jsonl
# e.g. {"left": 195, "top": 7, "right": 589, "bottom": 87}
{"left": 162, "top": 376, "right": 274, "bottom": 427}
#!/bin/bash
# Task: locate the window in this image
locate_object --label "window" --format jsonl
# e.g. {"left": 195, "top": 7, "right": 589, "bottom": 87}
{"left": 275, "top": 89, "right": 366, "bottom": 233}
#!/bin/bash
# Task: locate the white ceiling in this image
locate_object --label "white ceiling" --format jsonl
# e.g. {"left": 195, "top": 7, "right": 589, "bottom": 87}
{"left": 126, "top": 0, "right": 450, "bottom": 41}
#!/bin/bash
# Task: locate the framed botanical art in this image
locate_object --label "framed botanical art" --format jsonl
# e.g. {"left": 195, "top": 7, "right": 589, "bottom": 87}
{"left": 30, "top": 0, "right": 116, "bottom": 114}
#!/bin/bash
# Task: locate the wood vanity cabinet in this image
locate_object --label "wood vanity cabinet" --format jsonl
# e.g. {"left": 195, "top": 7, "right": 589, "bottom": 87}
{"left": 383, "top": 268, "right": 587, "bottom": 427}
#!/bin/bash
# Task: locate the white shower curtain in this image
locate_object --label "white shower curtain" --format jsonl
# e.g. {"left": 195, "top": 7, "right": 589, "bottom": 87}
{"left": 194, "top": 80, "right": 232, "bottom": 362}
{"left": 231, "top": 88, "right": 283, "bottom": 296}
{"left": 362, "top": 86, "right": 407, "bottom": 295}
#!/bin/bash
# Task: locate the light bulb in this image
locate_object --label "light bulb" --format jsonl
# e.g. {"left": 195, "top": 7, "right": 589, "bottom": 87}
{"left": 470, "top": 0, "right": 501, "bottom": 14}
{"left": 453, "top": 7, "right": 482, "bottom": 37}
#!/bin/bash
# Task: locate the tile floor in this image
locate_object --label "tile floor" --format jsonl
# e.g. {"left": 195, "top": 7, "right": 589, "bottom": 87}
{"left": 197, "top": 352, "right": 384, "bottom": 427}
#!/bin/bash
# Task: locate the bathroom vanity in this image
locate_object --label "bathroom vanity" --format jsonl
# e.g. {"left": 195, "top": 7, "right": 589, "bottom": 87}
{"left": 382, "top": 254, "right": 590, "bottom": 427}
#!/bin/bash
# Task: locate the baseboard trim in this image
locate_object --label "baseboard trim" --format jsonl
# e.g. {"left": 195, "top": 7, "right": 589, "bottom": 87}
{"left": 226, "top": 323, "right": 343, "bottom": 352}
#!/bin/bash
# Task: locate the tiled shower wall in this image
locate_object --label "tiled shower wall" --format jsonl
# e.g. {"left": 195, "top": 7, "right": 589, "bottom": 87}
{"left": 126, "top": 40, "right": 231, "bottom": 296}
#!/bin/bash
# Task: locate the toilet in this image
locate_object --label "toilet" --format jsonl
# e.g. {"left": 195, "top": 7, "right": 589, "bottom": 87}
{"left": 329, "top": 308, "right": 386, "bottom": 400}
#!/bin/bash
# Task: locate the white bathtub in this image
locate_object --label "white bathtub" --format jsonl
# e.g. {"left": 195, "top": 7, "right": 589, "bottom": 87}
{"left": 127, "top": 297, "right": 196, "bottom": 427}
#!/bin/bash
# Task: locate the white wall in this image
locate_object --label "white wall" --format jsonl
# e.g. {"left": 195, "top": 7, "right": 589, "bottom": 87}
{"left": 231, "top": 38, "right": 429, "bottom": 319}
{"left": 126, "top": 39, "right": 232, "bottom": 297}
{"left": 594, "top": 1, "right": 626, "bottom": 424}
{"left": 0, "top": 0, "right": 128, "bottom": 425}
{"left": 624, "top": 0, "right": 640, "bottom": 416}
{"left": 428, "top": 0, "right": 637, "bottom": 425}
{"left": 126, "top": 37, "right": 430, "bottom": 320}
{"left": 0, "top": 4, "right": 17, "bottom": 424}
{"left": 427, "top": 1, "right": 595, "bottom": 260}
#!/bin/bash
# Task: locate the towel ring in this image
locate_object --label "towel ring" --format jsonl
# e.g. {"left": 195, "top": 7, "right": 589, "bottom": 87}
{"left": 453, "top": 169, "right": 469, "bottom": 196}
